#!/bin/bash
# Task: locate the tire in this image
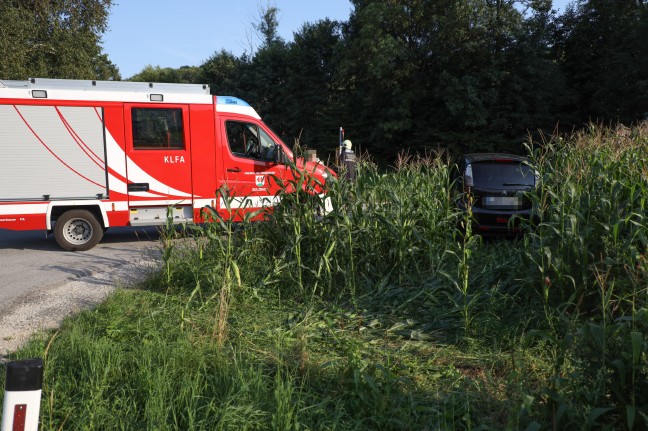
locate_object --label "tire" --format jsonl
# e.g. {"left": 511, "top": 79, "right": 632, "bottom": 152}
{"left": 54, "top": 209, "right": 104, "bottom": 251}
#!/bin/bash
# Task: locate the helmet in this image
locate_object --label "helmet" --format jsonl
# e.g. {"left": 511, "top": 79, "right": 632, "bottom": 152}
{"left": 343, "top": 139, "right": 352, "bottom": 150}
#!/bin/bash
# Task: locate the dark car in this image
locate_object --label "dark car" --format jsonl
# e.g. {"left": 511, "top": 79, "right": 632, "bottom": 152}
{"left": 453, "top": 153, "right": 539, "bottom": 235}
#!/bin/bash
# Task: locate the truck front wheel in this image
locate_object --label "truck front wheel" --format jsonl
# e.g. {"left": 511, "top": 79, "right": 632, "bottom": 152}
{"left": 54, "top": 209, "right": 103, "bottom": 251}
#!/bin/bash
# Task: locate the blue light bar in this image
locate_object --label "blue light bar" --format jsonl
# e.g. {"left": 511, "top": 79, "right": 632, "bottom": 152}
{"left": 216, "top": 96, "right": 251, "bottom": 107}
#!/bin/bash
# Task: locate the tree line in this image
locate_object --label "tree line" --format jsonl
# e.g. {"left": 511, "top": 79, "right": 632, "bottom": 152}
{"left": 2, "top": 0, "right": 647, "bottom": 163}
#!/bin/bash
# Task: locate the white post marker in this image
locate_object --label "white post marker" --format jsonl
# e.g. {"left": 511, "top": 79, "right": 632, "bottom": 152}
{"left": 1, "top": 359, "right": 43, "bottom": 431}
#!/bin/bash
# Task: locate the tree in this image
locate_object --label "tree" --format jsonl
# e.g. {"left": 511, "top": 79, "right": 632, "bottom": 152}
{"left": 282, "top": 19, "right": 344, "bottom": 155}
{"left": 0, "top": 0, "right": 119, "bottom": 80}
{"left": 130, "top": 65, "right": 202, "bottom": 84}
{"left": 252, "top": 3, "right": 282, "bottom": 48}
{"left": 335, "top": 0, "right": 569, "bottom": 157}
{"left": 338, "top": 0, "right": 427, "bottom": 158}
{"left": 199, "top": 50, "right": 243, "bottom": 95}
{"left": 556, "top": 0, "right": 648, "bottom": 125}
{"left": 237, "top": 5, "right": 291, "bottom": 139}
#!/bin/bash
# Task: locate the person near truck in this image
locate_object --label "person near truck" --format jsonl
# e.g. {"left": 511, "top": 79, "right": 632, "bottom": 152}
{"left": 339, "top": 139, "right": 357, "bottom": 181}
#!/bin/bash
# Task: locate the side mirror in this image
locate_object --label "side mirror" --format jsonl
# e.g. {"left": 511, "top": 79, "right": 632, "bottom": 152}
{"left": 273, "top": 144, "right": 287, "bottom": 165}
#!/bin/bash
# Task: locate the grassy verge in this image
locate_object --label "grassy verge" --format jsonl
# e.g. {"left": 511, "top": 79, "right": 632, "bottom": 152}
{"left": 1, "top": 125, "right": 646, "bottom": 430}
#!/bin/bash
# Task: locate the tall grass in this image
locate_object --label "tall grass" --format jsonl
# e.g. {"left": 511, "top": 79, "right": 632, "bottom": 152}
{"left": 520, "top": 125, "right": 648, "bottom": 429}
{"left": 525, "top": 125, "right": 646, "bottom": 310}
{"left": 1, "top": 125, "right": 645, "bottom": 430}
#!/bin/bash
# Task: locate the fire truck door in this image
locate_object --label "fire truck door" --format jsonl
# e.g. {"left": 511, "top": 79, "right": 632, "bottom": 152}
{"left": 221, "top": 119, "right": 288, "bottom": 213}
{"left": 124, "top": 104, "right": 193, "bottom": 221}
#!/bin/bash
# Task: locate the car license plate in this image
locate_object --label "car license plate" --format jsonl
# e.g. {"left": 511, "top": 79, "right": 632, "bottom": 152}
{"left": 484, "top": 196, "right": 520, "bottom": 208}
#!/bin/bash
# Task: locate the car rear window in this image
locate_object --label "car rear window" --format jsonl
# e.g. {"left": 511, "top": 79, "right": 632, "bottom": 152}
{"left": 470, "top": 161, "right": 535, "bottom": 188}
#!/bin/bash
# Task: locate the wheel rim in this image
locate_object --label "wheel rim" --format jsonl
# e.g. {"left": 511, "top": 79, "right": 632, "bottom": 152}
{"left": 62, "top": 218, "right": 93, "bottom": 245}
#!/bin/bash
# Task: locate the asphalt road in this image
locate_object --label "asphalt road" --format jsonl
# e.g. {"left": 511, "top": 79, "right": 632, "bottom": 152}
{"left": 0, "top": 226, "right": 162, "bottom": 316}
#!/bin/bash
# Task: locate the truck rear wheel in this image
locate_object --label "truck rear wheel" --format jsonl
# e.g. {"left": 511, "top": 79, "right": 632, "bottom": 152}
{"left": 54, "top": 209, "right": 103, "bottom": 251}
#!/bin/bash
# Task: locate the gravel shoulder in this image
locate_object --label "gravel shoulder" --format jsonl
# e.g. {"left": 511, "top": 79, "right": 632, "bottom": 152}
{"left": 0, "top": 230, "right": 162, "bottom": 362}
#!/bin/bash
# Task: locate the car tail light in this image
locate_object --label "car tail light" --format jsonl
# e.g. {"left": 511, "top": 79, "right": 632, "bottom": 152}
{"left": 465, "top": 164, "right": 474, "bottom": 187}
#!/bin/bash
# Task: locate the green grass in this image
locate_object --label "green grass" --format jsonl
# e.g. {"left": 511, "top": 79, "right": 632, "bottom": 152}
{"left": 1, "top": 125, "right": 646, "bottom": 430}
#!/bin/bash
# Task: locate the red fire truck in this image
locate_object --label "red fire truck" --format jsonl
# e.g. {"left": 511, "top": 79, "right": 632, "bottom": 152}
{"left": 0, "top": 78, "right": 332, "bottom": 250}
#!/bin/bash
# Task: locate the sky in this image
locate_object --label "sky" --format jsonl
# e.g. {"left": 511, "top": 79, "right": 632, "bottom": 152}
{"left": 102, "top": 0, "right": 354, "bottom": 78}
{"left": 102, "top": 0, "right": 573, "bottom": 79}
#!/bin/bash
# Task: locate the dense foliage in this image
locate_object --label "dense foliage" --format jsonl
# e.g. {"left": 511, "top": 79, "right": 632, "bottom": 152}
{"left": 0, "top": 0, "right": 119, "bottom": 80}
{"left": 2, "top": 125, "right": 645, "bottom": 429}
{"left": 131, "top": 0, "right": 648, "bottom": 163}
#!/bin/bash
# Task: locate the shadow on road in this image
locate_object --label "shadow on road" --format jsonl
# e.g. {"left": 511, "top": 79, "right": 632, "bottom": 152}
{"left": 0, "top": 226, "right": 162, "bottom": 251}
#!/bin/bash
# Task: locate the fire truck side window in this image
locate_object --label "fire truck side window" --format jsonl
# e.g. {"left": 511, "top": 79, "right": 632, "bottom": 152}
{"left": 225, "top": 120, "right": 275, "bottom": 161}
{"left": 132, "top": 108, "right": 185, "bottom": 149}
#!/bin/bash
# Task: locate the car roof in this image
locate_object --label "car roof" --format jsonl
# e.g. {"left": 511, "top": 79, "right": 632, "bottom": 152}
{"left": 462, "top": 153, "right": 529, "bottom": 163}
